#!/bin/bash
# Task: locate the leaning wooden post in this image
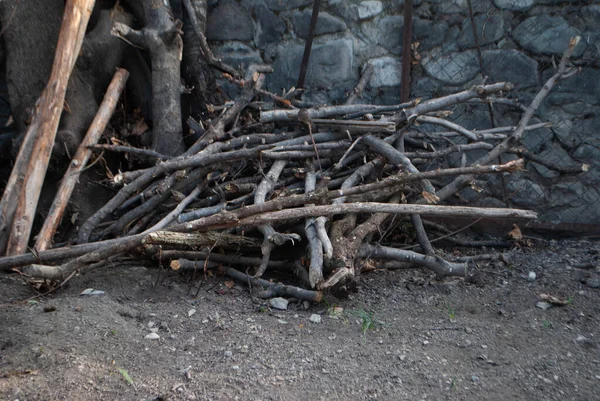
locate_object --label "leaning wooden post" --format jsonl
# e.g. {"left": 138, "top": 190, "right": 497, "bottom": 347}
{"left": 2, "top": 0, "right": 95, "bottom": 256}
{"left": 34, "top": 68, "right": 129, "bottom": 252}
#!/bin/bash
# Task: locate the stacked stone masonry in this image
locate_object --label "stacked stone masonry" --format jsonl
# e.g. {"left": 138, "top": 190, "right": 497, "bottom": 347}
{"left": 207, "top": 0, "right": 600, "bottom": 225}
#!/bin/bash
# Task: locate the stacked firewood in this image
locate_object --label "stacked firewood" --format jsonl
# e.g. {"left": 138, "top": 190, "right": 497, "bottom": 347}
{"left": 0, "top": 1, "right": 582, "bottom": 300}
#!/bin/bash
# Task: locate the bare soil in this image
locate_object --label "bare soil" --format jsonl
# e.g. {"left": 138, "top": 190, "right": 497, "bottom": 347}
{"left": 1, "top": 239, "right": 599, "bottom": 401}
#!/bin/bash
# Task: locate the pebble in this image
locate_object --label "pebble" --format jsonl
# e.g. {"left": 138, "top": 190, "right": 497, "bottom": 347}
{"left": 224, "top": 350, "right": 233, "bottom": 358}
{"left": 149, "top": 327, "right": 159, "bottom": 333}
{"left": 80, "top": 288, "right": 105, "bottom": 296}
{"left": 471, "top": 375, "right": 480, "bottom": 383}
{"left": 536, "top": 301, "right": 553, "bottom": 310}
{"left": 188, "top": 308, "right": 196, "bottom": 317}
{"left": 278, "top": 319, "right": 288, "bottom": 324}
{"left": 527, "top": 271, "right": 536, "bottom": 281}
{"left": 270, "top": 297, "right": 289, "bottom": 310}
{"left": 586, "top": 279, "right": 600, "bottom": 288}
{"left": 145, "top": 332, "right": 160, "bottom": 340}
{"left": 422, "top": 340, "right": 429, "bottom": 346}
{"left": 148, "top": 321, "right": 155, "bottom": 328}
{"left": 309, "top": 314, "right": 322, "bottom": 324}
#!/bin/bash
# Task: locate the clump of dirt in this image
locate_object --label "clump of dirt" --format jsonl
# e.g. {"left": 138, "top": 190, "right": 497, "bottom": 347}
{"left": 1, "top": 239, "right": 599, "bottom": 400}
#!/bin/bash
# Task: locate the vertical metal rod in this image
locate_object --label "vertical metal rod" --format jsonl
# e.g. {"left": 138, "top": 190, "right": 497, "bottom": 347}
{"left": 400, "top": 0, "right": 414, "bottom": 103}
{"left": 297, "top": 0, "right": 321, "bottom": 90}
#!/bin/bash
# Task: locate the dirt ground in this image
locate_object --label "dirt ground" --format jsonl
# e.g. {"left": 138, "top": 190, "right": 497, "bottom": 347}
{"left": 0, "top": 238, "right": 599, "bottom": 401}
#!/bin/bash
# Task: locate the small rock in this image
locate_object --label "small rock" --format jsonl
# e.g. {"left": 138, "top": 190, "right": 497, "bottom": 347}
{"left": 527, "top": 271, "right": 537, "bottom": 281}
{"left": 224, "top": 350, "right": 233, "bottom": 358}
{"left": 278, "top": 319, "right": 288, "bottom": 324}
{"left": 188, "top": 309, "right": 196, "bottom": 317}
{"left": 145, "top": 332, "right": 160, "bottom": 340}
{"left": 585, "top": 279, "right": 600, "bottom": 288}
{"left": 309, "top": 314, "right": 322, "bottom": 324}
{"left": 465, "top": 327, "right": 473, "bottom": 334}
{"left": 471, "top": 375, "right": 480, "bottom": 383}
{"left": 422, "top": 340, "right": 429, "bottom": 346}
{"left": 149, "top": 327, "right": 159, "bottom": 333}
{"left": 575, "top": 335, "right": 596, "bottom": 349}
{"left": 399, "top": 354, "right": 407, "bottom": 361}
{"left": 80, "top": 288, "right": 105, "bottom": 296}
{"left": 536, "top": 301, "right": 553, "bottom": 310}
{"left": 481, "top": 345, "right": 488, "bottom": 349}
{"left": 270, "top": 297, "right": 289, "bottom": 310}
{"left": 357, "top": 1, "right": 383, "bottom": 20}
{"left": 148, "top": 321, "right": 155, "bottom": 328}
{"left": 43, "top": 305, "right": 57, "bottom": 313}
{"left": 232, "top": 365, "right": 240, "bottom": 370}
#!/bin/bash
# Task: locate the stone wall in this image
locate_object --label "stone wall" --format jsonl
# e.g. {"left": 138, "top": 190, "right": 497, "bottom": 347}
{"left": 216, "top": 0, "right": 599, "bottom": 225}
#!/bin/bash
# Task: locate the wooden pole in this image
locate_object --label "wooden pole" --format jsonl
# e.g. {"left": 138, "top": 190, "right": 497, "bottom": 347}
{"left": 34, "top": 68, "right": 129, "bottom": 252}
{"left": 4, "top": 0, "right": 95, "bottom": 256}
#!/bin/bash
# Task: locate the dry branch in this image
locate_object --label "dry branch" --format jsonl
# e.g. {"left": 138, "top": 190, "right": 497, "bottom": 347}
{"left": 224, "top": 267, "right": 323, "bottom": 302}
{"left": 1, "top": 0, "right": 95, "bottom": 256}
{"left": 35, "top": 68, "right": 129, "bottom": 251}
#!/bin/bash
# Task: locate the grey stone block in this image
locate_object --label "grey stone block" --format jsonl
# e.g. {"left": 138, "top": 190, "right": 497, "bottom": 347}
{"left": 207, "top": 0, "right": 254, "bottom": 41}
{"left": 264, "top": 0, "right": 312, "bottom": 11}
{"left": 415, "top": 19, "right": 449, "bottom": 50}
{"left": 573, "top": 144, "right": 600, "bottom": 166}
{"left": 368, "top": 56, "right": 402, "bottom": 88}
{"left": 544, "top": 68, "right": 600, "bottom": 96}
{"left": 482, "top": 49, "right": 538, "bottom": 89}
{"left": 529, "top": 162, "right": 560, "bottom": 179}
{"left": 521, "top": 124, "right": 553, "bottom": 153}
{"left": 492, "top": 0, "right": 535, "bottom": 11}
{"left": 253, "top": 3, "right": 286, "bottom": 49}
{"left": 357, "top": 1, "right": 383, "bottom": 20}
{"left": 375, "top": 15, "right": 403, "bottom": 55}
{"left": 507, "top": 179, "right": 546, "bottom": 207}
{"left": 292, "top": 11, "right": 347, "bottom": 38}
{"left": 581, "top": 5, "right": 600, "bottom": 31}
{"left": 372, "top": 16, "right": 449, "bottom": 55}
{"left": 422, "top": 49, "right": 479, "bottom": 85}
{"left": 458, "top": 14, "right": 504, "bottom": 49}
{"left": 513, "top": 15, "right": 586, "bottom": 58}
{"left": 434, "top": 0, "right": 490, "bottom": 14}
{"left": 213, "top": 42, "right": 264, "bottom": 72}
{"left": 269, "top": 38, "right": 356, "bottom": 93}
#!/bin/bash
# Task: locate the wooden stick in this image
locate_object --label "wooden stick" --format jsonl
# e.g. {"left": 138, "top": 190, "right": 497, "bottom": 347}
{"left": 4, "top": 0, "right": 95, "bottom": 256}
{"left": 35, "top": 68, "right": 129, "bottom": 251}
{"left": 229, "top": 203, "right": 537, "bottom": 229}
{"left": 0, "top": 160, "right": 525, "bottom": 273}
{"left": 143, "top": 231, "right": 261, "bottom": 249}
{"left": 224, "top": 267, "right": 323, "bottom": 302}
{"left": 346, "top": 63, "right": 374, "bottom": 105}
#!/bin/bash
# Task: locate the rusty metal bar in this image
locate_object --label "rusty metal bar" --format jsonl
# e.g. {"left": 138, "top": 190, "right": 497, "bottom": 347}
{"left": 400, "top": 0, "right": 413, "bottom": 103}
{"left": 297, "top": 0, "right": 321, "bottom": 90}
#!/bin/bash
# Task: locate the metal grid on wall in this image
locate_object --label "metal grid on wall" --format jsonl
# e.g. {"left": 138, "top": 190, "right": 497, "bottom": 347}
{"left": 406, "top": 2, "right": 600, "bottom": 229}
